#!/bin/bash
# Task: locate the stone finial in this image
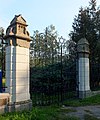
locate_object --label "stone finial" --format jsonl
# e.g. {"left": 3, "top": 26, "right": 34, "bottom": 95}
{"left": 77, "top": 38, "right": 90, "bottom": 54}
{"left": 5, "top": 15, "right": 31, "bottom": 48}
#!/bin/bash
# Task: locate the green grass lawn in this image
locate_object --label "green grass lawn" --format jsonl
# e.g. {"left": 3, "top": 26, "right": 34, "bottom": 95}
{"left": 84, "top": 114, "right": 100, "bottom": 120}
{"left": 0, "top": 94, "right": 100, "bottom": 120}
{"left": 64, "top": 94, "right": 100, "bottom": 107}
{"left": 0, "top": 105, "right": 79, "bottom": 120}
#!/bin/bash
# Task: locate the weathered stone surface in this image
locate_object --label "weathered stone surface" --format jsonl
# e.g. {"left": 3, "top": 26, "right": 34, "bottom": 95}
{"left": 0, "top": 93, "right": 10, "bottom": 106}
{"left": 4, "top": 15, "right": 31, "bottom": 48}
{"left": 77, "top": 38, "right": 91, "bottom": 99}
{"left": 0, "top": 100, "right": 32, "bottom": 114}
{"left": 3, "top": 15, "right": 32, "bottom": 113}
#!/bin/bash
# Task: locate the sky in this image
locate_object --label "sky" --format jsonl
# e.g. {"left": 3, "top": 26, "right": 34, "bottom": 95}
{"left": 0, "top": 0, "right": 100, "bottom": 40}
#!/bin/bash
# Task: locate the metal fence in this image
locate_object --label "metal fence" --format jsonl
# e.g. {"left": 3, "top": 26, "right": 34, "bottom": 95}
{"left": 90, "top": 63, "right": 100, "bottom": 90}
{"left": 30, "top": 62, "right": 76, "bottom": 106}
{"left": 30, "top": 35, "right": 77, "bottom": 105}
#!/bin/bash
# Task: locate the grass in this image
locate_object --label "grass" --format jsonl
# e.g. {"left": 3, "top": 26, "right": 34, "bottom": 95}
{"left": 0, "top": 105, "right": 79, "bottom": 120}
{"left": 0, "top": 94, "right": 100, "bottom": 120}
{"left": 84, "top": 109, "right": 93, "bottom": 114}
{"left": 57, "top": 108, "right": 77, "bottom": 113}
{"left": 84, "top": 114, "right": 100, "bottom": 120}
{"left": 64, "top": 94, "right": 100, "bottom": 107}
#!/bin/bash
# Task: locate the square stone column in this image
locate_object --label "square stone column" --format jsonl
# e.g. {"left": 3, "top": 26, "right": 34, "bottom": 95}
{"left": 77, "top": 38, "right": 91, "bottom": 99}
{"left": 6, "top": 46, "right": 30, "bottom": 103}
{"left": 4, "top": 15, "right": 32, "bottom": 112}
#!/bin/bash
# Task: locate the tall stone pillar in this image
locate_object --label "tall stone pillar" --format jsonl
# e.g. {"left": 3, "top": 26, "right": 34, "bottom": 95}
{"left": 5, "top": 15, "right": 32, "bottom": 111}
{"left": 77, "top": 38, "right": 91, "bottom": 99}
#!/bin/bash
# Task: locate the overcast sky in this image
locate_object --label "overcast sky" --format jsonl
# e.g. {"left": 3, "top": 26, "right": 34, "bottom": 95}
{"left": 0, "top": 0, "right": 100, "bottom": 39}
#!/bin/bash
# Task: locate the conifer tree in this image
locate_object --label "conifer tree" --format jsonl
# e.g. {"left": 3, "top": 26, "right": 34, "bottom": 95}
{"left": 68, "top": 0, "right": 100, "bottom": 63}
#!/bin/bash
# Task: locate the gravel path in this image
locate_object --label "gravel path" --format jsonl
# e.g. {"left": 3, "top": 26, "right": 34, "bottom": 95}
{"left": 63, "top": 105, "right": 100, "bottom": 120}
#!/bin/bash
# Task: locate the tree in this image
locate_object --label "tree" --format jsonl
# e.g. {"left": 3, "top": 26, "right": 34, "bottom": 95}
{"left": 0, "top": 27, "right": 5, "bottom": 73}
{"left": 30, "top": 25, "right": 59, "bottom": 67}
{"left": 68, "top": 0, "right": 100, "bottom": 63}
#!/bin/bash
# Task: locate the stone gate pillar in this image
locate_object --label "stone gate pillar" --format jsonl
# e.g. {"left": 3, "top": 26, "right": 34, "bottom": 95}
{"left": 4, "top": 15, "right": 32, "bottom": 111}
{"left": 77, "top": 38, "right": 91, "bottom": 99}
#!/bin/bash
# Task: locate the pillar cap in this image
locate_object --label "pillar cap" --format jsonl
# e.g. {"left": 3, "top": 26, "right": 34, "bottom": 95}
{"left": 77, "top": 38, "right": 89, "bottom": 45}
{"left": 4, "top": 15, "right": 31, "bottom": 48}
{"left": 77, "top": 38, "right": 90, "bottom": 54}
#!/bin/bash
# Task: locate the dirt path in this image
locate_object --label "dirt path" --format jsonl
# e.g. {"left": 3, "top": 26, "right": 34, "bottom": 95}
{"left": 63, "top": 105, "right": 100, "bottom": 120}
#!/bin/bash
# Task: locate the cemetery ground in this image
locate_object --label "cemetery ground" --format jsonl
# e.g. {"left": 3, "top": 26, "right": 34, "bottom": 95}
{"left": 0, "top": 94, "right": 100, "bottom": 120}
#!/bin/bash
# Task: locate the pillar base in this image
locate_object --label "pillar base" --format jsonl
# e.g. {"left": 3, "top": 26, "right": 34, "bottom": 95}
{"left": 78, "top": 90, "right": 91, "bottom": 99}
{"left": 5, "top": 100, "right": 32, "bottom": 112}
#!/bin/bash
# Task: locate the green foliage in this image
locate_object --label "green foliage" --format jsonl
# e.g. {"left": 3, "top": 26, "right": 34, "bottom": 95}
{"left": 68, "top": 0, "right": 100, "bottom": 63}
{"left": 30, "top": 62, "right": 76, "bottom": 99}
{"left": 84, "top": 114, "right": 99, "bottom": 120}
{"left": 0, "top": 94, "right": 100, "bottom": 120}
{"left": 30, "top": 25, "right": 76, "bottom": 102}
{"left": 64, "top": 94, "right": 100, "bottom": 107}
{"left": 30, "top": 25, "right": 60, "bottom": 67}
{"left": 0, "top": 105, "right": 79, "bottom": 120}
{"left": 57, "top": 108, "right": 77, "bottom": 113}
{"left": 84, "top": 109, "right": 93, "bottom": 114}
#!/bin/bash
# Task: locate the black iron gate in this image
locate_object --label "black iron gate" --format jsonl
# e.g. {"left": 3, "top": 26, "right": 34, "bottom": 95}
{"left": 30, "top": 32, "right": 77, "bottom": 105}
{"left": 90, "top": 63, "right": 100, "bottom": 90}
{"left": 30, "top": 62, "right": 76, "bottom": 106}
